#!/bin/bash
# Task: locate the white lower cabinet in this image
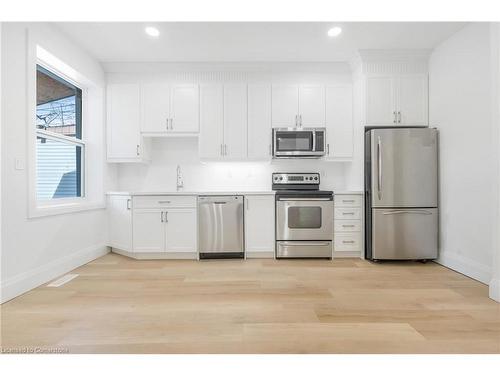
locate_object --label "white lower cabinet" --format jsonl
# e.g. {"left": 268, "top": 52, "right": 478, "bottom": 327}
{"left": 333, "top": 194, "right": 364, "bottom": 258}
{"left": 133, "top": 209, "right": 165, "bottom": 253}
{"left": 108, "top": 195, "right": 133, "bottom": 252}
{"left": 164, "top": 209, "right": 197, "bottom": 253}
{"left": 244, "top": 195, "right": 275, "bottom": 258}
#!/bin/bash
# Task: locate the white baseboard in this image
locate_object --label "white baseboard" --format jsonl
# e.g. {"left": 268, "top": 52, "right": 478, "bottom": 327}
{"left": 111, "top": 248, "right": 198, "bottom": 260}
{"left": 489, "top": 277, "right": 500, "bottom": 302}
{"left": 0, "top": 244, "right": 109, "bottom": 303}
{"left": 436, "top": 251, "right": 491, "bottom": 284}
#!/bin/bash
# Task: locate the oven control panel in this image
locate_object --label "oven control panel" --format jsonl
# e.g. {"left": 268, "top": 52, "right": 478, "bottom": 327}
{"left": 272, "top": 173, "right": 320, "bottom": 185}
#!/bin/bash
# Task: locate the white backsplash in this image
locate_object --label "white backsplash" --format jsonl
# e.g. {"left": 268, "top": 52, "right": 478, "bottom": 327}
{"left": 116, "top": 138, "right": 348, "bottom": 192}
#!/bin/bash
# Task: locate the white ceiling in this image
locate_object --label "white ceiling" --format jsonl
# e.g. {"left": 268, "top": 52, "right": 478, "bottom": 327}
{"left": 55, "top": 22, "right": 467, "bottom": 63}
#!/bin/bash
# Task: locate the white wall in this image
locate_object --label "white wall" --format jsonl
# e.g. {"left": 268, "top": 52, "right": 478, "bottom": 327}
{"left": 108, "top": 63, "right": 353, "bottom": 193}
{"left": 429, "top": 23, "right": 495, "bottom": 284}
{"left": 1, "top": 23, "right": 112, "bottom": 302}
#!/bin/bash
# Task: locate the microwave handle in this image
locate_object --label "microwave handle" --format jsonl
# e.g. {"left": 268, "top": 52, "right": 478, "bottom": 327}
{"left": 312, "top": 129, "right": 316, "bottom": 152}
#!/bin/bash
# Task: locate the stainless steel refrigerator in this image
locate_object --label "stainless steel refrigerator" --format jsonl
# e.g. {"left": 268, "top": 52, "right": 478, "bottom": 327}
{"left": 364, "top": 127, "right": 438, "bottom": 260}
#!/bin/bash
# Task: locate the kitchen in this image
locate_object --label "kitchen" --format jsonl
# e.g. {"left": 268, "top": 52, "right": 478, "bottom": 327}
{"left": 1, "top": 9, "right": 500, "bottom": 367}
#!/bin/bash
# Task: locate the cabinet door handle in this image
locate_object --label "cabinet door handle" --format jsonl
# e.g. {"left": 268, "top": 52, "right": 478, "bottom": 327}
{"left": 295, "top": 115, "right": 298, "bottom": 127}
{"left": 160, "top": 211, "right": 164, "bottom": 223}
{"left": 126, "top": 199, "right": 131, "bottom": 210}
{"left": 327, "top": 144, "right": 330, "bottom": 155}
{"left": 170, "top": 118, "right": 174, "bottom": 130}
{"left": 398, "top": 111, "right": 401, "bottom": 123}
{"left": 299, "top": 115, "right": 302, "bottom": 128}
{"left": 136, "top": 145, "right": 140, "bottom": 156}
{"left": 393, "top": 111, "right": 397, "bottom": 124}
{"left": 165, "top": 211, "right": 168, "bottom": 223}
{"left": 166, "top": 118, "right": 169, "bottom": 130}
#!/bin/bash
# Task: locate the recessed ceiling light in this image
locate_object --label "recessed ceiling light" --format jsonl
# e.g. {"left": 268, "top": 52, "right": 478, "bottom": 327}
{"left": 327, "top": 27, "right": 342, "bottom": 38}
{"left": 145, "top": 26, "right": 160, "bottom": 37}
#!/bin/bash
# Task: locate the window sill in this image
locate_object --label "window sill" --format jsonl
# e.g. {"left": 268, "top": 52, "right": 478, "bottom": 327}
{"left": 28, "top": 200, "right": 105, "bottom": 219}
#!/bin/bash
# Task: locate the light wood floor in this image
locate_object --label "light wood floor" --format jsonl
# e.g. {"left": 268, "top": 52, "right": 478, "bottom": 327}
{"left": 1, "top": 253, "right": 499, "bottom": 354}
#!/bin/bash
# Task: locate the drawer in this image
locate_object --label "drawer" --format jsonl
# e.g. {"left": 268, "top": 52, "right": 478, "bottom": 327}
{"left": 334, "top": 220, "right": 361, "bottom": 232}
{"left": 133, "top": 195, "right": 197, "bottom": 209}
{"left": 335, "top": 194, "right": 362, "bottom": 207}
{"left": 334, "top": 207, "right": 361, "bottom": 220}
{"left": 334, "top": 233, "right": 362, "bottom": 252}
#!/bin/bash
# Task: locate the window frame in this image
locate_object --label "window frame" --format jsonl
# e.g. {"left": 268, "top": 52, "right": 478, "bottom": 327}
{"left": 27, "top": 43, "right": 99, "bottom": 218}
{"left": 36, "top": 64, "right": 85, "bottom": 201}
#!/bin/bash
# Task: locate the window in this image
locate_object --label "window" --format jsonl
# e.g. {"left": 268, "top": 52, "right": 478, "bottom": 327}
{"left": 36, "top": 64, "right": 85, "bottom": 200}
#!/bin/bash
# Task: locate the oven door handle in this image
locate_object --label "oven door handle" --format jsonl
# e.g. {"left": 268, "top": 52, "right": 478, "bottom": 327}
{"left": 277, "top": 197, "right": 332, "bottom": 201}
{"left": 280, "top": 241, "right": 331, "bottom": 246}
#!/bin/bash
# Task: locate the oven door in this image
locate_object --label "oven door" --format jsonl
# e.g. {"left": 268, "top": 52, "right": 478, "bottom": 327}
{"left": 276, "top": 198, "right": 333, "bottom": 241}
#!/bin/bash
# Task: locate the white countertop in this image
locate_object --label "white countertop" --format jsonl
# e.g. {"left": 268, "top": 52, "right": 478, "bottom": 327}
{"left": 107, "top": 190, "right": 363, "bottom": 196}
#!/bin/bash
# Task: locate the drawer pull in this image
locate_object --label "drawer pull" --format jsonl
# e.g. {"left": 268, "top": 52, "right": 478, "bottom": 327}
{"left": 342, "top": 240, "right": 355, "bottom": 244}
{"left": 342, "top": 199, "right": 355, "bottom": 203}
{"left": 342, "top": 212, "right": 355, "bottom": 215}
{"left": 342, "top": 224, "right": 355, "bottom": 228}
{"left": 158, "top": 201, "right": 171, "bottom": 204}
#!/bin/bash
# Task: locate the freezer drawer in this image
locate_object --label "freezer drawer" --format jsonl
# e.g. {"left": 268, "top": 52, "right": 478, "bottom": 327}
{"left": 372, "top": 208, "right": 438, "bottom": 260}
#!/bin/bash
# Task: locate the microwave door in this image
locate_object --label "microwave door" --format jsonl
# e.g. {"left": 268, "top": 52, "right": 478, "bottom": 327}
{"left": 274, "top": 130, "right": 313, "bottom": 156}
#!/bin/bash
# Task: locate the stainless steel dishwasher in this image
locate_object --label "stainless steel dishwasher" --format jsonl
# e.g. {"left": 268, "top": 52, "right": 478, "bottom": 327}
{"left": 198, "top": 195, "right": 244, "bottom": 259}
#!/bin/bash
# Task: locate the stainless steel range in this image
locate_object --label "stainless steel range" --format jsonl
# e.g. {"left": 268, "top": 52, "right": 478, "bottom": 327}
{"left": 273, "top": 173, "right": 334, "bottom": 259}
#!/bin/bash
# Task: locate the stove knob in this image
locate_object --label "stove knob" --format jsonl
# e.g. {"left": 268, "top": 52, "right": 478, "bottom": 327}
{"left": 279, "top": 177, "right": 283, "bottom": 181}
{"left": 314, "top": 176, "right": 318, "bottom": 180}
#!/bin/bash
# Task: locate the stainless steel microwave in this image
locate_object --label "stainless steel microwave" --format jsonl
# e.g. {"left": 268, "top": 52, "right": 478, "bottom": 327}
{"left": 272, "top": 128, "right": 326, "bottom": 158}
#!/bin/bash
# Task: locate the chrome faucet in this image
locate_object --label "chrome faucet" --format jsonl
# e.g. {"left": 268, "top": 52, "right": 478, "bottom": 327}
{"left": 176, "top": 165, "right": 184, "bottom": 191}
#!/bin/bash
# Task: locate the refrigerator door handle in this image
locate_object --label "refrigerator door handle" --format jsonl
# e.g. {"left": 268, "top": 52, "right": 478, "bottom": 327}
{"left": 382, "top": 210, "right": 433, "bottom": 215}
{"left": 377, "top": 136, "right": 382, "bottom": 200}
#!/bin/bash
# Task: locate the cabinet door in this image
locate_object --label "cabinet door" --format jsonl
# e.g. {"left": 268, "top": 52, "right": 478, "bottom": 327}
{"left": 165, "top": 209, "right": 197, "bottom": 253}
{"left": 365, "top": 76, "right": 397, "bottom": 125}
{"left": 170, "top": 84, "right": 200, "bottom": 133}
{"left": 107, "top": 195, "right": 132, "bottom": 251}
{"left": 398, "top": 75, "right": 428, "bottom": 125}
{"left": 325, "top": 85, "right": 353, "bottom": 159}
{"left": 133, "top": 209, "right": 165, "bottom": 253}
{"left": 248, "top": 84, "right": 272, "bottom": 160}
{"left": 141, "top": 83, "right": 170, "bottom": 133}
{"left": 299, "top": 85, "right": 325, "bottom": 127}
{"left": 199, "top": 85, "right": 224, "bottom": 159}
{"left": 107, "top": 83, "right": 142, "bottom": 159}
{"left": 272, "top": 85, "right": 299, "bottom": 127}
{"left": 244, "top": 195, "right": 275, "bottom": 255}
{"left": 223, "top": 84, "right": 248, "bottom": 159}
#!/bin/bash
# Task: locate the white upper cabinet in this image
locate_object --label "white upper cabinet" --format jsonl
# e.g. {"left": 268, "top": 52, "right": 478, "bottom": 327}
{"left": 199, "top": 84, "right": 248, "bottom": 160}
{"left": 365, "top": 76, "right": 397, "bottom": 125}
{"left": 398, "top": 75, "right": 428, "bottom": 125}
{"left": 170, "top": 84, "right": 200, "bottom": 133}
{"left": 107, "top": 83, "right": 150, "bottom": 162}
{"left": 365, "top": 74, "right": 428, "bottom": 126}
{"left": 223, "top": 84, "right": 248, "bottom": 159}
{"left": 298, "top": 85, "right": 326, "bottom": 127}
{"left": 325, "top": 85, "right": 353, "bottom": 159}
{"left": 199, "top": 84, "right": 224, "bottom": 159}
{"left": 272, "top": 85, "right": 299, "bottom": 127}
{"left": 272, "top": 84, "right": 325, "bottom": 128}
{"left": 141, "top": 83, "right": 199, "bottom": 135}
{"left": 141, "top": 83, "right": 170, "bottom": 133}
{"left": 247, "top": 84, "right": 272, "bottom": 160}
